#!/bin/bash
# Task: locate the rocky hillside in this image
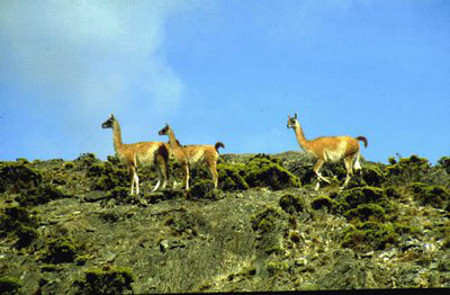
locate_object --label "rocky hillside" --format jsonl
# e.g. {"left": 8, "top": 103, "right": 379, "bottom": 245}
{"left": 1, "top": 152, "right": 449, "bottom": 294}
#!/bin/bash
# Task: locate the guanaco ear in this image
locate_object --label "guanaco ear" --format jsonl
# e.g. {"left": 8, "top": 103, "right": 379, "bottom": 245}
{"left": 109, "top": 113, "right": 114, "bottom": 119}
{"left": 294, "top": 113, "right": 297, "bottom": 119}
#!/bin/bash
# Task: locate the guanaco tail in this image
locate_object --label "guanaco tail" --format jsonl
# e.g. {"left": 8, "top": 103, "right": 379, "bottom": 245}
{"left": 158, "top": 123, "right": 225, "bottom": 190}
{"left": 287, "top": 113, "right": 368, "bottom": 191}
{"left": 101, "top": 114, "right": 169, "bottom": 195}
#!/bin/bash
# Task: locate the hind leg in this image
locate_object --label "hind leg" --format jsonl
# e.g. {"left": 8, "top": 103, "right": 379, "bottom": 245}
{"left": 208, "top": 160, "right": 219, "bottom": 188}
{"left": 129, "top": 166, "right": 136, "bottom": 195}
{"left": 341, "top": 157, "right": 353, "bottom": 190}
{"left": 353, "top": 151, "right": 362, "bottom": 171}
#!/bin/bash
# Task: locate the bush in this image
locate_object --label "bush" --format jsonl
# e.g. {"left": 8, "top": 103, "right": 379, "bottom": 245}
{"left": 339, "top": 186, "right": 391, "bottom": 212}
{"left": 0, "top": 276, "right": 22, "bottom": 294}
{"left": 75, "top": 267, "right": 134, "bottom": 295}
{"left": 244, "top": 157, "right": 301, "bottom": 190}
{"left": 43, "top": 237, "right": 81, "bottom": 264}
{"left": 0, "top": 162, "right": 42, "bottom": 193}
{"left": 217, "top": 163, "right": 249, "bottom": 191}
{"left": 437, "top": 156, "right": 450, "bottom": 174}
{"left": 15, "top": 184, "right": 68, "bottom": 207}
{"left": 251, "top": 207, "right": 283, "bottom": 234}
{"left": 384, "top": 155, "right": 431, "bottom": 185}
{"left": 311, "top": 195, "right": 337, "bottom": 211}
{"left": 188, "top": 179, "right": 221, "bottom": 200}
{"left": 279, "top": 194, "right": 304, "bottom": 214}
{"left": 0, "top": 206, "right": 38, "bottom": 249}
{"left": 342, "top": 222, "right": 399, "bottom": 251}
{"left": 407, "top": 182, "right": 449, "bottom": 209}
{"left": 344, "top": 204, "right": 386, "bottom": 222}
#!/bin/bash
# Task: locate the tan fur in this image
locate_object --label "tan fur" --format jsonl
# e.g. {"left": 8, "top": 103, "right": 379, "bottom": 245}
{"left": 287, "top": 113, "right": 367, "bottom": 190}
{"left": 159, "top": 124, "right": 223, "bottom": 190}
{"left": 102, "top": 114, "right": 169, "bottom": 195}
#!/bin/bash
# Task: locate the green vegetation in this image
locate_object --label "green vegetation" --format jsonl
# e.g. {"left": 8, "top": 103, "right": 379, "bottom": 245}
{"left": 0, "top": 276, "right": 22, "bottom": 294}
{"left": 407, "top": 182, "right": 449, "bottom": 209}
{"left": 75, "top": 267, "right": 134, "bottom": 294}
{"left": 311, "top": 195, "right": 337, "bottom": 211}
{"left": 43, "top": 236, "right": 81, "bottom": 264}
{"left": 0, "top": 152, "right": 449, "bottom": 292}
{"left": 244, "top": 155, "right": 301, "bottom": 190}
{"left": 279, "top": 194, "right": 304, "bottom": 214}
{"left": 0, "top": 205, "right": 38, "bottom": 249}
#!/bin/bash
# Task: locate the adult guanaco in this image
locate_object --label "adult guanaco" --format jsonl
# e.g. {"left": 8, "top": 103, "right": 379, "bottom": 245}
{"left": 287, "top": 113, "right": 367, "bottom": 190}
{"left": 158, "top": 124, "right": 224, "bottom": 190}
{"left": 101, "top": 114, "right": 169, "bottom": 195}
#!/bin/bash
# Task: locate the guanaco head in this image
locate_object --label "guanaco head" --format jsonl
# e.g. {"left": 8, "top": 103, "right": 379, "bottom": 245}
{"left": 287, "top": 113, "right": 298, "bottom": 129}
{"left": 102, "top": 114, "right": 115, "bottom": 129}
{"left": 158, "top": 123, "right": 172, "bottom": 136}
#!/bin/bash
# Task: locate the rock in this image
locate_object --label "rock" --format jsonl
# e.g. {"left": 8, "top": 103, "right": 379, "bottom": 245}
{"left": 83, "top": 190, "right": 107, "bottom": 202}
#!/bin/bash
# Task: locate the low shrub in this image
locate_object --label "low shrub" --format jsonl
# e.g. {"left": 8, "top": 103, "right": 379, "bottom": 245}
{"left": 279, "top": 194, "right": 304, "bottom": 214}
{"left": 75, "top": 267, "right": 134, "bottom": 295}
{"left": 244, "top": 157, "right": 301, "bottom": 190}
{"left": 43, "top": 237, "right": 81, "bottom": 264}
{"left": 0, "top": 162, "right": 42, "bottom": 193}
{"left": 407, "top": 182, "right": 449, "bottom": 209}
{"left": 311, "top": 195, "right": 337, "bottom": 211}
{"left": 251, "top": 206, "right": 283, "bottom": 234}
{"left": 339, "top": 186, "right": 391, "bottom": 212}
{"left": 0, "top": 206, "right": 38, "bottom": 249}
{"left": 342, "top": 222, "right": 399, "bottom": 251}
{"left": 217, "top": 163, "right": 249, "bottom": 191}
{"left": 188, "top": 179, "right": 221, "bottom": 200}
{"left": 344, "top": 204, "right": 386, "bottom": 222}
{"left": 0, "top": 276, "right": 22, "bottom": 294}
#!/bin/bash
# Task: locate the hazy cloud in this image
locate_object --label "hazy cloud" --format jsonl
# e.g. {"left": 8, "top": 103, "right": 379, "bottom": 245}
{"left": 0, "top": 0, "right": 189, "bottom": 112}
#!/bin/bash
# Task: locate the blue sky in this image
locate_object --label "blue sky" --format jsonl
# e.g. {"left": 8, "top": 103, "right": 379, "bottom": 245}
{"left": 0, "top": 0, "right": 449, "bottom": 164}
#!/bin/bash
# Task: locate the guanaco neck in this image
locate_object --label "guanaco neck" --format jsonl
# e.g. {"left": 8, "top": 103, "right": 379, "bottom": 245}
{"left": 112, "top": 120, "right": 124, "bottom": 152}
{"left": 293, "top": 121, "right": 310, "bottom": 151}
{"left": 167, "top": 129, "right": 187, "bottom": 162}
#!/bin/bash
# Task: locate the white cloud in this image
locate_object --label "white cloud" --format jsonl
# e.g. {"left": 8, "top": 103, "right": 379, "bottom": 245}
{"left": 0, "top": 0, "right": 189, "bottom": 112}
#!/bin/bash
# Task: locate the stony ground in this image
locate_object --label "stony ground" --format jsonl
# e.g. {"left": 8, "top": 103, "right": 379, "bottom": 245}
{"left": 0, "top": 152, "right": 449, "bottom": 294}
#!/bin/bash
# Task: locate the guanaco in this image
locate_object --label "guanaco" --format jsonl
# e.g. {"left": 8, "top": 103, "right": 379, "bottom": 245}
{"left": 158, "top": 123, "right": 224, "bottom": 190}
{"left": 287, "top": 113, "right": 367, "bottom": 190}
{"left": 102, "top": 114, "right": 169, "bottom": 195}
